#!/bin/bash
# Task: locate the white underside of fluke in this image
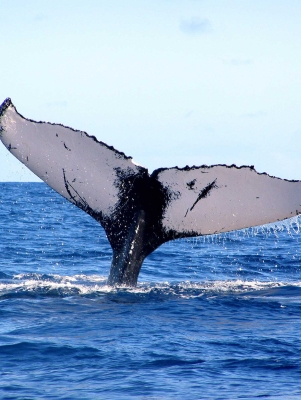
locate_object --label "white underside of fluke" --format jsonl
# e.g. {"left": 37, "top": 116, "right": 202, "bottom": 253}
{"left": 0, "top": 102, "right": 143, "bottom": 220}
{"left": 157, "top": 166, "right": 301, "bottom": 236}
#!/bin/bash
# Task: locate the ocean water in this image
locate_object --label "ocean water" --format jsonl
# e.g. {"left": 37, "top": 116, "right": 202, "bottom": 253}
{"left": 1, "top": 182, "right": 301, "bottom": 400}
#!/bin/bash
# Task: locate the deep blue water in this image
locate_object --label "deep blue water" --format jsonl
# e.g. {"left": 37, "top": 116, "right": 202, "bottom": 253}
{"left": 1, "top": 183, "right": 301, "bottom": 399}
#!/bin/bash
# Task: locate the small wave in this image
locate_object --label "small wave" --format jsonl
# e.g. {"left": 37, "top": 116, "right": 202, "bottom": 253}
{"left": 0, "top": 272, "right": 12, "bottom": 279}
{"left": 0, "top": 341, "right": 103, "bottom": 362}
{"left": 1, "top": 273, "right": 301, "bottom": 300}
{"left": 0, "top": 273, "right": 108, "bottom": 298}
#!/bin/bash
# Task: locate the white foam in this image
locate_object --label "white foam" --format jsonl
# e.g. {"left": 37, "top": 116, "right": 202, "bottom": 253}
{"left": 1, "top": 274, "right": 301, "bottom": 299}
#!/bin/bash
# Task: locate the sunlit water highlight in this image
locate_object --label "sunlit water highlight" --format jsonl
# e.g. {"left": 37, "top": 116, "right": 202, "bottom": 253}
{"left": 1, "top": 183, "right": 301, "bottom": 399}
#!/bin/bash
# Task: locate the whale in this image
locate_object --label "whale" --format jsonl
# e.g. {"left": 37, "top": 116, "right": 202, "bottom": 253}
{"left": 1, "top": 98, "right": 301, "bottom": 285}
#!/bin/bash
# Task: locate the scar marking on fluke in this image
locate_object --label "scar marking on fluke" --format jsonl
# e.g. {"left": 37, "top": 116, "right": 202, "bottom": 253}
{"left": 185, "top": 179, "right": 218, "bottom": 217}
{"left": 187, "top": 179, "right": 196, "bottom": 190}
{"left": 62, "top": 169, "right": 105, "bottom": 228}
{"left": 63, "top": 142, "right": 71, "bottom": 151}
{"left": 63, "top": 169, "right": 89, "bottom": 212}
{"left": 7, "top": 144, "right": 17, "bottom": 151}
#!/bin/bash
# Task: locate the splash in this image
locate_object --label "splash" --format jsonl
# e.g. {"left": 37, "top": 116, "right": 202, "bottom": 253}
{"left": 186, "top": 215, "right": 301, "bottom": 245}
{"left": 1, "top": 273, "right": 301, "bottom": 300}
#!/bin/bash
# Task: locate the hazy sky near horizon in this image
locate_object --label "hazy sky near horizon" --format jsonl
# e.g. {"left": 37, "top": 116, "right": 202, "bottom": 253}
{"left": 1, "top": 0, "right": 301, "bottom": 181}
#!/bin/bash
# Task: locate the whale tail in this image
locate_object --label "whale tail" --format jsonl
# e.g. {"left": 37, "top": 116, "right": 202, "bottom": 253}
{"left": 1, "top": 98, "right": 301, "bottom": 285}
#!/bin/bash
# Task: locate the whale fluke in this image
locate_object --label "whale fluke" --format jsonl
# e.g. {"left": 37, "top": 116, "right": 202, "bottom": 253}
{"left": 1, "top": 98, "right": 301, "bottom": 285}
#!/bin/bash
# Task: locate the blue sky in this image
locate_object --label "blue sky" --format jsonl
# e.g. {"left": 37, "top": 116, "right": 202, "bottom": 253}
{"left": 1, "top": 0, "right": 301, "bottom": 181}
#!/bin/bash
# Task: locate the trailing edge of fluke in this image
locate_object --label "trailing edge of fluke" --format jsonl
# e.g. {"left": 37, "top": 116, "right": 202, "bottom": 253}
{"left": 0, "top": 98, "right": 300, "bottom": 285}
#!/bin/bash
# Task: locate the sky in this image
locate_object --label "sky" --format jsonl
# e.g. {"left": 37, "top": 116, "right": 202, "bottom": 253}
{"left": 0, "top": 0, "right": 301, "bottom": 181}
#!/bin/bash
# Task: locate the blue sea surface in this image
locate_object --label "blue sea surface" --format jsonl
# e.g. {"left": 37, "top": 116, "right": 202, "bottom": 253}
{"left": 1, "top": 182, "right": 301, "bottom": 399}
